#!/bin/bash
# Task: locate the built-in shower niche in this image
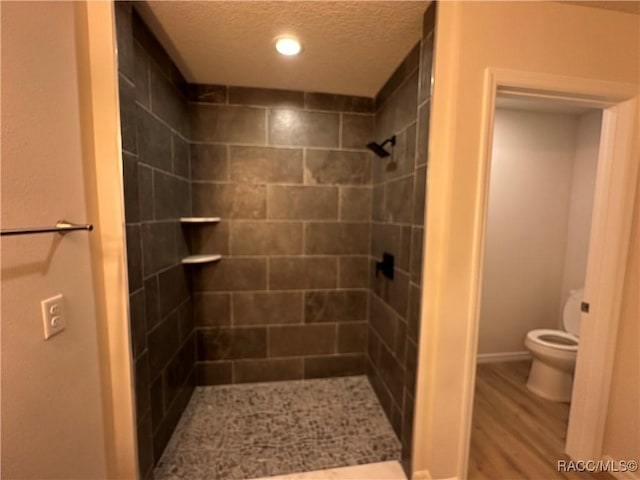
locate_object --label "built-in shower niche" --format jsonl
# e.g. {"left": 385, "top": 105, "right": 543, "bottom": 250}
{"left": 180, "top": 217, "right": 222, "bottom": 265}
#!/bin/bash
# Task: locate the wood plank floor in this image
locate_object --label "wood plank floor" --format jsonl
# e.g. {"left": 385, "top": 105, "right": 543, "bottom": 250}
{"left": 469, "top": 361, "right": 613, "bottom": 480}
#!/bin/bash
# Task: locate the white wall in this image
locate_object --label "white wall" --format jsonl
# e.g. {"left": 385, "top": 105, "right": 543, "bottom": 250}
{"left": 479, "top": 109, "right": 578, "bottom": 355}
{"left": 560, "top": 110, "right": 601, "bottom": 306}
{"left": 1, "top": 3, "right": 109, "bottom": 478}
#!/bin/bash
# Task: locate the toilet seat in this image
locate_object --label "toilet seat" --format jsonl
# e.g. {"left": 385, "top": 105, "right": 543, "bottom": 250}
{"left": 527, "top": 329, "right": 579, "bottom": 351}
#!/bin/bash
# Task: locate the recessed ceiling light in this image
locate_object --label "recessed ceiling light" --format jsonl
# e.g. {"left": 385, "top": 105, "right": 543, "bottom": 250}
{"left": 275, "top": 36, "right": 301, "bottom": 56}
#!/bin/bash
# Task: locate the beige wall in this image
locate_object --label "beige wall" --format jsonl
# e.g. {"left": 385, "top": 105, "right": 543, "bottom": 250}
{"left": 415, "top": 1, "right": 639, "bottom": 478}
{"left": 0, "top": 2, "right": 108, "bottom": 478}
{"left": 602, "top": 171, "right": 640, "bottom": 467}
{"left": 479, "top": 109, "right": 577, "bottom": 355}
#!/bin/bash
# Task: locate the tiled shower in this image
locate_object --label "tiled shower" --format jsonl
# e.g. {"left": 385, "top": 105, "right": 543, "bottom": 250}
{"left": 115, "top": 2, "right": 435, "bottom": 478}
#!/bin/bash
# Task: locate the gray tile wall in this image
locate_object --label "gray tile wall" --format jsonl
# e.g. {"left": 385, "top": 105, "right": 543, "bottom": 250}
{"left": 367, "top": 2, "right": 435, "bottom": 471}
{"left": 115, "top": 4, "right": 194, "bottom": 478}
{"left": 189, "top": 86, "right": 375, "bottom": 385}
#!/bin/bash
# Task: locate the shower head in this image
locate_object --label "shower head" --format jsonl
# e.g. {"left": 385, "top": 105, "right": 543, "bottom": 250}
{"left": 366, "top": 135, "right": 396, "bottom": 158}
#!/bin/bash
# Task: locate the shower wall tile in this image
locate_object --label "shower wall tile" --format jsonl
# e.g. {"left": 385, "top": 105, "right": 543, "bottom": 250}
{"left": 410, "top": 227, "right": 424, "bottom": 284}
{"left": 119, "top": 76, "right": 138, "bottom": 155}
{"left": 178, "top": 301, "right": 194, "bottom": 344}
{"left": 136, "top": 107, "right": 172, "bottom": 172}
{"left": 269, "top": 257, "right": 338, "bottom": 290}
{"left": 229, "top": 86, "right": 304, "bottom": 108}
{"left": 190, "top": 104, "right": 266, "bottom": 144}
{"left": 304, "top": 291, "right": 368, "bottom": 323}
{"left": 153, "top": 172, "right": 190, "bottom": 220}
{"left": 134, "top": 41, "right": 150, "bottom": 108}
{"left": 304, "top": 222, "right": 369, "bottom": 255}
{"left": 189, "top": 222, "right": 229, "bottom": 257}
{"left": 368, "top": 3, "right": 434, "bottom": 468}
{"left": 193, "top": 258, "right": 267, "bottom": 292}
{"left": 375, "top": 42, "right": 420, "bottom": 109}
{"left": 371, "top": 223, "right": 401, "bottom": 260}
{"left": 187, "top": 84, "right": 376, "bottom": 387}
{"left": 150, "top": 65, "right": 189, "bottom": 137}
{"left": 304, "top": 150, "right": 371, "bottom": 185}
{"left": 198, "top": 327, "right": 267, "bottom": 361}
{"left": 137, "top": 412, "right": 154, "bottom": 479}
{"left": 337, "top": 322, "right": 368, "bottom": 353}
{"left": 407, "top": 284, "right": 421, "bottom": 344}
{"left": 194, "top": 293, "right": 231, "bottom": 327}
{"left": 340, "top": 187, "right": 372, "bottom": 221}
{"left": 197, "top": 362, "right": 232, "bottom": 385}
{"left": 114, "top": 2, "right": 135, "bottom": 81}
{"left": 417, "top": 102, "right": 430, "bottom": 167}
{"left": 192, "top": 183, "right": 266, "bottom": 219}
{"left": 158, "top": 265, "right": 189, "bottom": 317}
{"left": 304, "top": 354, "right": 366, "bottom": 378}
{"left": 138, "top": 165, "right": 154, "bottom": 221}
{"left": 233, "top": 292, "right": 303, "bottom": 326}
{"left": 413, "top": 165, "right": 427, "bottom": 225}
{"left": 233, "top": 358, "right": 304, "bottom": 383}
{"left": 229, "top": 221, "right": 303, "bottom": 255}
{"left": 147, "top": 312, "right": 181, "bottom": 380}
{"left": 230, "top": 146, "right": 303, "bottom": 184}
{"left": 268, "top": 325, "right": 335, "bottom": 357}
{"left": 172, "top": 134, "right": 190, "bottom": 178}
{"left": 338, "top": 256, "right": 370, "bottom": 288}
{"left": 188, "top": 84, "right": 227, "bottom": 104}
{"left": 267, "top": 185, "right": 338, "bottom": 220}
{"left": 304, "top": 92, "right": 374, "bottom": 113}
{"left": 123, "top": 153, "right": 140, "bottom": 223}
{"left": 190, "top": 144, "right": 228, "bottom": 181}
{"left": 144, "top": 276, "right": 161, "bottom": 331}
{"left": 385, "top": 176, "right": 414, "bottom": 225}
{"left": 341, "top": 114, "right": 374, "bottom": 149}
{"left": 141, "top": 222, "right": 176, "bottom": 276}
{"left": 126, "top": 225, "right": 143, "bottom": 292}
{"left": 268, "top": 109, "right": 339, "bottom": 147}
{"left": 130, "top": 290, "right": 147, "bottom": 359}
{"left": 369, "top": 294, "right": 398, "bottom": 351}
{"left": 117, "top": 4, "right": 195, "bottom": 469}
{"left": 397, "top": 226, "right": 412, "bottom": 272}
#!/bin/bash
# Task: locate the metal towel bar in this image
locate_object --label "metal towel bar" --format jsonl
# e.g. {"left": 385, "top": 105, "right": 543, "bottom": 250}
{"left": 1, "top": 220, "right": 93, "bottom": 237}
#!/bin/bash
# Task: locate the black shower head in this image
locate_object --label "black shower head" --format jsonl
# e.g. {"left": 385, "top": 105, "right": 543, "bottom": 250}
{"left": 366, "top": 135, "right": 396, "bottom": 158}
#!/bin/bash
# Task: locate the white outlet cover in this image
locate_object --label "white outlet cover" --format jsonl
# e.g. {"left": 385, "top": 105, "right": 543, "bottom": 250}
{"left": 41, "top": 294, "right": 65, "bottom": 340}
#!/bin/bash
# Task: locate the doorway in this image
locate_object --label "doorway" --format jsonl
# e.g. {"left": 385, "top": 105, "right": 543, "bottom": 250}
{"left": 453, "top": 71, "right": 639, "bottom": 478}
{"left": 470, "top": 97, "right": 603, "bottom": 478}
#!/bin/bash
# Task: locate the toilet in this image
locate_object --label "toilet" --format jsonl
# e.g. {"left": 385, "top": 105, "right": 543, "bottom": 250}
{"left": 524, "top": 289, "right": 583, "bottom": 402}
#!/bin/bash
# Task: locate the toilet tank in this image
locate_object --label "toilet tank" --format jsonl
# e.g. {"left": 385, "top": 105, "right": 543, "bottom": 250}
{"left": 563, "top": 289, "right": 584, "bottom": 336}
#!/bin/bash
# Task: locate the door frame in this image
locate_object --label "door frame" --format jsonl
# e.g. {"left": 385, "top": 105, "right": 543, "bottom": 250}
{"left": 459, "top": 68, "right": 639, "bottom": 477}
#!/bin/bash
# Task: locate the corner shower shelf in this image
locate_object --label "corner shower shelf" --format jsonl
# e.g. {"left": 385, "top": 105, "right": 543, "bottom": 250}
{"left": 180, "top": 217, "right": 221, "bottom": 223}
{"left": 181, "top": 254, "right": 222, "bottom": 265}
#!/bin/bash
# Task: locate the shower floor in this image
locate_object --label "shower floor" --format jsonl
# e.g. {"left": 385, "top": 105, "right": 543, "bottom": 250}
{"left": 153, "top": 376, "right": 401, "bottom": 480}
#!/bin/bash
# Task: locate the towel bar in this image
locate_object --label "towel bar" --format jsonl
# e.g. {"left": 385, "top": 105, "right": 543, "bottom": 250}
{"left": 1, "top": 220, "right": 93, "bottom": 237}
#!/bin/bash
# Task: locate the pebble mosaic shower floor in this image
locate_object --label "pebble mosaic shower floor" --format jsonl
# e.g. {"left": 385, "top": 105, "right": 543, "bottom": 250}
{"left": 153, "top": 376, "right": 401, "bottom": 480}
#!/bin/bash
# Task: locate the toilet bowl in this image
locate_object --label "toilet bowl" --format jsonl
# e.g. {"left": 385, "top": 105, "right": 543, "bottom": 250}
{"left": 524, "top": 289, "right": 583, "bottom": 402}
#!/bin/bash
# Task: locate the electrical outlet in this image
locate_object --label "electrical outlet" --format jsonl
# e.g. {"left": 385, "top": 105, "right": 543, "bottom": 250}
{"left": 41, "top": 294, "right": 65, "bottom": 340}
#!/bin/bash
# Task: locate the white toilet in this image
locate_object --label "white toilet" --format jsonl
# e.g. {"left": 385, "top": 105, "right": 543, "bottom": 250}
{"left": 524, "top": 289, "right": 583, "bottom": 402}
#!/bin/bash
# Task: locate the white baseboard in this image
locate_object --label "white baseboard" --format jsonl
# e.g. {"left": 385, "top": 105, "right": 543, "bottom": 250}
{"left": 601, "top": 455, "right": 640, "bottom": 480}
{"left": 477, "top": 351, "right": 531, "bottom": 364}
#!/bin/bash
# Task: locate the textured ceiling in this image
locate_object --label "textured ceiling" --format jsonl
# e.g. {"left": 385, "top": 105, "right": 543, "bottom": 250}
{"left": 135, "top": 1, "right": 429, "bottom": 98}
{"left": 135, "top": 1, "right": 638, "bottom": 98}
